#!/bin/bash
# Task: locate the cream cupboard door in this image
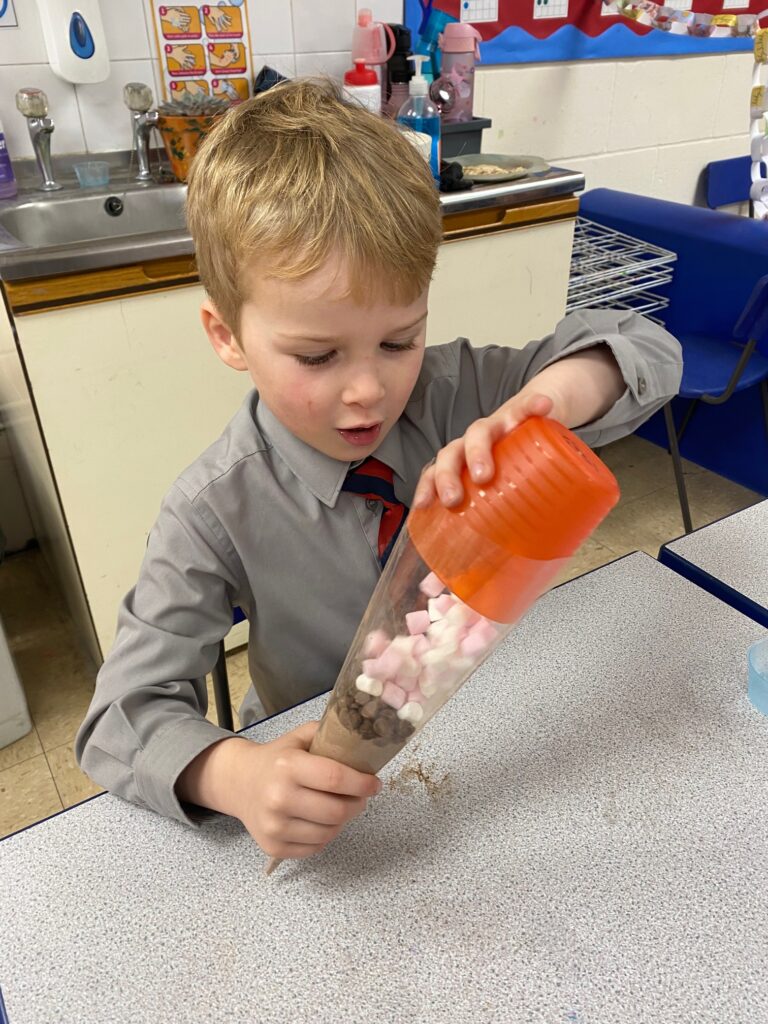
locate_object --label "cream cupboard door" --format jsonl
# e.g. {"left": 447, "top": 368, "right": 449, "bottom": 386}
{"left": 15, "top": 286, "right": 252, "bottom": 658}
{"left": 427, "top": 219, "right": 575, "bottom": 349}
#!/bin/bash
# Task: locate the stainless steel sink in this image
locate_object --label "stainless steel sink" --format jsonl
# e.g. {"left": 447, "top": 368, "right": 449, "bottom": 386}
{"left": 0, "top": 183, "right": 187, "bottom": 248}
{"left": 0, "top": 179, "right": 196, "bottom": 280}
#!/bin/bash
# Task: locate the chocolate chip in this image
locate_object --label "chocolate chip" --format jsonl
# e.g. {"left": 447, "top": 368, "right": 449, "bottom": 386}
{"left": 360, "top": 700, "right": 380, "bottom": 720}
{"left": 373, "top": 716, "right": 396, "bottom": 738}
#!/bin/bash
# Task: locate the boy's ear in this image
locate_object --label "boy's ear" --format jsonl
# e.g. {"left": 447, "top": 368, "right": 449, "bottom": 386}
{"left": 200, "top": 299, "right": 248, "bottom": 371}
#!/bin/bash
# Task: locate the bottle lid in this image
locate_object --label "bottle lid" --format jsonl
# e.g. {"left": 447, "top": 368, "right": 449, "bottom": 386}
{"left": 344, "top": 58, "right": 377, "bottom": 86}
{"left": 439, "top": 22, "right": 483, "bottom": 58}
{"left": 408, "top": 417, "right": 620, "bottom": 623}
{"left": 358, "top": 7, "right": 373, "bottom": 28}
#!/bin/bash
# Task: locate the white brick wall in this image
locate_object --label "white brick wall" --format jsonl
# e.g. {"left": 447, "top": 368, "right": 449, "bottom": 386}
{"left": 476, "top": 51, "right": 753, "bottom": 204}
{"left": 0, "top": 0, "right": 752, "bottom": 203}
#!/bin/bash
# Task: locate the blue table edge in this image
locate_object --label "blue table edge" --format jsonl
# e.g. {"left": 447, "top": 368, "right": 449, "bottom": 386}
{"left": 658, "top": 545, "right": 768, "bottom": 628}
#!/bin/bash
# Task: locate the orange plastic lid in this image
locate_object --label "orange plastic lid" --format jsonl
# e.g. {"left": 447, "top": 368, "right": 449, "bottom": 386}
{"left": 408, "top": 417, "right": 620, "bottom": 623}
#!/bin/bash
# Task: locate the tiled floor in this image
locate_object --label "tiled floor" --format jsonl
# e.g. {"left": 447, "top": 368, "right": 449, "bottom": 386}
{"left": 0, "top": 435, "right": 762, "bottom": 840}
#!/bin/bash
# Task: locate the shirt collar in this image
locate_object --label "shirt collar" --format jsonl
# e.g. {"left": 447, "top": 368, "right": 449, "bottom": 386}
{"left": 255, "top": 398, "right": 408, "bottom": 508}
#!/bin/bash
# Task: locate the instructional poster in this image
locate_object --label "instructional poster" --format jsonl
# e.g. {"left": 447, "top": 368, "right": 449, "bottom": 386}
{"left": 150, "top": 2, "right": 253, "bottom": 103}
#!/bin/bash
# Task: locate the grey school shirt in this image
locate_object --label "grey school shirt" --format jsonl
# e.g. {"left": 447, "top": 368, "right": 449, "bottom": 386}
{"left": 76, "top": 311, "right": 682, "bottom": 825}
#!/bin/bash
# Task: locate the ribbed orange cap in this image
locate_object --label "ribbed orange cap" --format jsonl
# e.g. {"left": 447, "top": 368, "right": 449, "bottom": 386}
{"left": 408, "top": 417, "right": 620, "bottom": 623}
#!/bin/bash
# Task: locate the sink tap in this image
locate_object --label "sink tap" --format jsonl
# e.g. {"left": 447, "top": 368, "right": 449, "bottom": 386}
{"left": 16, "top": 88, "right": 61, "bottom": 192}
{"left": 123, "top": 82, "right": 159, "bottom": 184}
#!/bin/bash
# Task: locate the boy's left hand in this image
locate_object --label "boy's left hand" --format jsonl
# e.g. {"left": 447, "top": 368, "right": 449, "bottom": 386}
{"left": 412, "top": 391, "right": 557, "bottom": 509}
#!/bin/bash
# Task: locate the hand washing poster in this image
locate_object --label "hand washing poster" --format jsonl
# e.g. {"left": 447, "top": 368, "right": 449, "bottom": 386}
{"left": 150, "top": 2, "right": 254, "bottom": 103}
{"left": 406, "top": 0, "right": 766, "bottom": 64}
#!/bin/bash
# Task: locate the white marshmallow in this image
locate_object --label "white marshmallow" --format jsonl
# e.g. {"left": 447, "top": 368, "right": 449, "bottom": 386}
{"left": 355, "top": 673, "right": 384, "bottom": 697}
{"left": 398, "top": 701, "right": 425, "bottom": 724}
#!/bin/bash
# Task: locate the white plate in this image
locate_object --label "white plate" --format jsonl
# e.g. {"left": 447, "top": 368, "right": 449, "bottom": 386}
{"left": 452, "top": 153, "right": 550, "bottom": 184}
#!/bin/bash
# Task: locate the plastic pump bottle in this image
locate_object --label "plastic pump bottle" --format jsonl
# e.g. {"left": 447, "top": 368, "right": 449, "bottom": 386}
{"left": 0, "top": 117, "right": 18, "bottom": 199}
{"left": 343, "top": 58, "right": 381, "bottom": 116}
{"left": 396, "top": 54, "right": 441, "bottom": 184}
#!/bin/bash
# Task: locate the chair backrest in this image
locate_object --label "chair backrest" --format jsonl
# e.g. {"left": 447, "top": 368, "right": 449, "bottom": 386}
{"left": 733, "top": 274, "right": 768, "bottom": 355}
{"left": 579, "top": 189, "right": 768, "bottom": 342}
{"left": 704, "top": 156, "right": 752, "bottom": 210}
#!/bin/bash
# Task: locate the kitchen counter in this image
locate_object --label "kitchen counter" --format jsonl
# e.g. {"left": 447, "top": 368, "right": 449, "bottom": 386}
{"left": 0, "top": 166, "right": 584, "bottom": 284}
{"left": 1, "top": 553, "right": 767, "bottom": 1023}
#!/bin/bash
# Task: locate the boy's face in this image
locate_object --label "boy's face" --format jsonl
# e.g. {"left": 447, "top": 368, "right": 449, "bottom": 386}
{"left": 202, "top": 260, "right": 429, "bottom": 462}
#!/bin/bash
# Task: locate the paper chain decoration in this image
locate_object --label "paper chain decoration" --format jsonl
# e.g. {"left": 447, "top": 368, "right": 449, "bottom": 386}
{"left": 752, "top": 28, "right": 768, "bottom": 218}
{"left": 614, "top": 2, "right": 766, "bottom": 37}
{"left": 616, "top": 4, "right": 768, "bottom": 217}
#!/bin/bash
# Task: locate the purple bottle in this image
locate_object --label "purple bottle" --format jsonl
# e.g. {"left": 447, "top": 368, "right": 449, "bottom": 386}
{"left": 0, "top": 118, "right": 18, "bottom": 199}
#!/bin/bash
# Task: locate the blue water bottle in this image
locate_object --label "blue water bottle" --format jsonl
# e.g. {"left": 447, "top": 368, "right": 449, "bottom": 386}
{"left": 396, "top": 54, "right": 441, "bottom": 185}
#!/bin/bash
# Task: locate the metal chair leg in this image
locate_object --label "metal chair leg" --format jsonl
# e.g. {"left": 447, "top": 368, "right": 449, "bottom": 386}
{"left": 211, "top": 640, "right": 234, "bottom": 732}
{"left": 676, "top": 397, "right": 699, "bottom": 446}
{"left": 663, "top": 402, "right": 693, "bottom": 534}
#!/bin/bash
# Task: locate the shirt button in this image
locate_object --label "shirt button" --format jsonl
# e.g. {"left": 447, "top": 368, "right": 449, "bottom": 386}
{"left": 365, "top": 498, "right": 379, "bottom": 512}
{"left": 638, "top": 376, "right": 647, "bottom": 396}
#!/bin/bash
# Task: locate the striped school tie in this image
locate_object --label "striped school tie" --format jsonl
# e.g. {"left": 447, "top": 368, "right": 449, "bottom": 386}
{"left": 342, "top": 456, "right": 408, "bottom": 567}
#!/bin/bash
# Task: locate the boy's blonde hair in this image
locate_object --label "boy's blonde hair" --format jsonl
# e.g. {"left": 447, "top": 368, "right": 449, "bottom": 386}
{"left": 186, "top": 78, "right": 442, "bottom": 334}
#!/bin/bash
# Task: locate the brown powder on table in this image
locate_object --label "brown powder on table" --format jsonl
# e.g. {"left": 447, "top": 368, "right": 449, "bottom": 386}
{"left": 388, "top": 758, "right": 453, "bottom": 802}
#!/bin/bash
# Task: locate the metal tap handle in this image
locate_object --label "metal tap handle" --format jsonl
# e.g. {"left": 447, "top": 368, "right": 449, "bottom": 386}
{"left": 16, "top": 87, "right": 49, "bottom": 118}
{"left": 123, "top": 82, "right": 154, "bottom": 114}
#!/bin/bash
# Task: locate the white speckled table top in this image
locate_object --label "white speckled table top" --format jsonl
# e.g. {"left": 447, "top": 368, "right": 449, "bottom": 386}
{"left": 2, "top": 553, "right": 767, "bottom": 1024}
{"left": 663, "top": 499, "right": 768, "bottom": 612}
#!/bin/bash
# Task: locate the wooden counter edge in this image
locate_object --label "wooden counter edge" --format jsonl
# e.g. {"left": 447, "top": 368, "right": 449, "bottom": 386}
{"left": 3, "top": 195, "right": 579, "bottom": 316}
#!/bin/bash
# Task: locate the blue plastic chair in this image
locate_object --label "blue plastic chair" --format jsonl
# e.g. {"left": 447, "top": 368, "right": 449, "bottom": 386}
{"left": 663, "top": 274, "right": 768, "bottom": 533}
{"left": 704, "top": 155, "right": 752, "bottom": 210}
{"left": 579, "top": 189, "right": 768, "bottom": 532}
{"left": 210, "top": 606, "right": 246, "bottom": 731}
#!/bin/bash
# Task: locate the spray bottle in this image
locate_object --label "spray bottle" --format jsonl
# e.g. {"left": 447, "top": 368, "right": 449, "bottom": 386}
{"left": 396, "top": 55, "right": 441, "bottom": 184}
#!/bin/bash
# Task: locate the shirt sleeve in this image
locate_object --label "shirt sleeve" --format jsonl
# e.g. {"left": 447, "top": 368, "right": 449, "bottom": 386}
{"left": 74, "top": 484, "right": 242, "bottom": 826}
{"left": 438, "top": 309, "right": 683, "bottom": 447}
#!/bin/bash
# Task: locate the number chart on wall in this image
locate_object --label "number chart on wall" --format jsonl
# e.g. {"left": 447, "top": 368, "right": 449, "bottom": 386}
{"left": 405, "top": 1, "right": 766, "bottom": 64}
{"left": 149, "top": 3, "right": 254, "bottom": 103}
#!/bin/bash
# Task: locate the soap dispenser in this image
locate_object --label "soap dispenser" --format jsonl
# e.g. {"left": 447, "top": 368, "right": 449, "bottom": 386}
{"left": 36, "top": 0, "right": 109, "bottom": 84}
{"left": 396, "top": 54, "right": 441, "bottom": 184}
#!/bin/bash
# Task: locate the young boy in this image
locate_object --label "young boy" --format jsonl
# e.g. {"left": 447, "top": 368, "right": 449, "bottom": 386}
{"left": 76, "top": 79, "right": 682, "bottom": 863}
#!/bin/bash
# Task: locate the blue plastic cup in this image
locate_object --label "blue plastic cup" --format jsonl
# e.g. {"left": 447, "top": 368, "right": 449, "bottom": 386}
{"left": 747, "top": 636, "right": 768, "bottom": 716}
{"left": 73, "top": 160, "right": 110, "bottom": 188}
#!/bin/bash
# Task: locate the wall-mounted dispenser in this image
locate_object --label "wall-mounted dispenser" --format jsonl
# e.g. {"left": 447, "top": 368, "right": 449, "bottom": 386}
{"left": 35, "top": 0, "right": 109, "bottom": 84}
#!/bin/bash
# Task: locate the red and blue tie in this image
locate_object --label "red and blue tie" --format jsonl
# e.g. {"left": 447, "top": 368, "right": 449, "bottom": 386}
{"left": 342, "top": 456, "right": 408, "bottom": 567}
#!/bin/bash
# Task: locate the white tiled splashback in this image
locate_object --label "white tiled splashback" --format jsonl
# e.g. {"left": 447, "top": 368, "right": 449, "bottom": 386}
{"left": 0, "top": 0, "right": 752, "bottom": 204}
{"left": 0, "top": 0, "right": 400, "bottom": 158}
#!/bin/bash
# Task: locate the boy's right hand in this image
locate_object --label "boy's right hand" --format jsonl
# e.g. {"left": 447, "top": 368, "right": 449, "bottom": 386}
{"left": 231, "top": 723, "right": 381, "bottom": 860}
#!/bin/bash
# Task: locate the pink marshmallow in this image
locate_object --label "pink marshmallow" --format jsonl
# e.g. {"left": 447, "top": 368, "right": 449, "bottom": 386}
{"left": 419, "top": 571, "right": 445, "bottom": 598}
{"left": 396, "top": 671, "right": 419, "bottom": 692}
{"left": 362, "top": 658, "right": 380, "bottom": 679}
{"left": 374, "top": 644, "right": 404, "bottom": 680}
{"left": 406, "top": 610, "right": 431, "bottom": 635}
{"left": 363, "top": 629, "right": 389, "bottom": 658}
{"left": 413, "top": 635, "right": 430, "bottom": 658}
{"left": 470, "top": 619, "right": 498, "bottom": 647}
{"left": 460, "top": 630, "right": 490, "bottom": 659}
{"left": 381, "top": 682, "right": 406, "bottom": 710}
{"left": 428, "top": 593, "right": 456, "bottom": 622}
